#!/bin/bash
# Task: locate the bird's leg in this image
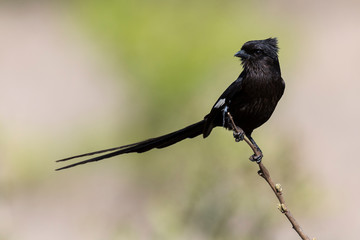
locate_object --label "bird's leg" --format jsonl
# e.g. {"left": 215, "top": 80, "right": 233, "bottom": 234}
{"left": 233, "top": 128, "right": 245, "bottom": 142}
{"left": 226, "top": 112, "right": 263, "bottom": 163}
{"left": 226, "top": 112, "right": 244, "bottom": 142}
{"left": 247, "top": 136, "right": 263, "bottom": 163}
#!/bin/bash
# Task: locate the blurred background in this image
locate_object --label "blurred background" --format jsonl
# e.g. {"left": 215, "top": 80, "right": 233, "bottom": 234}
{"left": 1, "top": 0, "right": 359, "bottom": 239}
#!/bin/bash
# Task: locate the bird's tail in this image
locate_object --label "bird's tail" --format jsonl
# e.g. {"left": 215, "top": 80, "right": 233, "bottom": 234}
{"left": 56, "top": 120, "right": 205, "bottom": 170}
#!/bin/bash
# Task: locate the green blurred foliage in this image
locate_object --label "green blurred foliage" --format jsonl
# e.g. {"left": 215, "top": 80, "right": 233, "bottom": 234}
{"left": 64, "top": 0, "right": 312, "bottom": 239}
{"left": 71, "top": 0, "right": 290, "bottom": 129}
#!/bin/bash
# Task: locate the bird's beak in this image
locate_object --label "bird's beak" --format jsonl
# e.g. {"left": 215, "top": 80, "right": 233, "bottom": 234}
{"left": 234, "top": 50, "right": 250, "bottom": 59}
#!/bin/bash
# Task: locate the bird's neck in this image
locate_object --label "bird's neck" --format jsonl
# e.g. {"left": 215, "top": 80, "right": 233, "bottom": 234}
{"left": 244, "top": 60, "right": 281, "bottom": 79}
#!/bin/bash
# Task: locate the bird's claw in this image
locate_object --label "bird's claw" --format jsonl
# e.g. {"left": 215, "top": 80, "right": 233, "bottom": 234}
{"left": 250, "top": 153, "right": 263, "bottom": 163}
{"left": 233, "top": 128, "right": 245, "bottom": 142}
{"left": 233, "top": 131, "right": 244, "bottom": 142}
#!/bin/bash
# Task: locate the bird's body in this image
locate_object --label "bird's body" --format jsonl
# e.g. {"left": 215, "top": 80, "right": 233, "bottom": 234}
{"left": 56, "top": 38, "right": 285, "bottom": 170}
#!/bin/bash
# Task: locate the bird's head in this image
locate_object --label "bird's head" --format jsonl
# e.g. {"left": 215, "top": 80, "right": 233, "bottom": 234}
{"left": 234, "top": 38, "right": 279, "bottom": 66}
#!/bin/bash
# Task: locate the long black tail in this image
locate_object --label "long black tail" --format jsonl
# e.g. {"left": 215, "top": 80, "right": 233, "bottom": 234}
{"left": 56, "top": 120, "right": 205, "bottom": 171}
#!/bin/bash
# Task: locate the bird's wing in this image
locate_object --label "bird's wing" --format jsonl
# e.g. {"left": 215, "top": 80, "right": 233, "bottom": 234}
{"left": 203, "top": 73, "right": 245, "bottom": 137}
{"left": 212, "top": 75, "right": 244, "bottom": 109}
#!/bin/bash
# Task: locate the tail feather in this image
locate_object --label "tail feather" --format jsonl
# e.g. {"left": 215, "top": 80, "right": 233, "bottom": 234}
{"left": 56, "top": 120, "right": 205, "bottom": 171}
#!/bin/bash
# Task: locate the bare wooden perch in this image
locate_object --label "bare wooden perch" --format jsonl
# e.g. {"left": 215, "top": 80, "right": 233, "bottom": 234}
{"left": 227, "top": 112, "right": 313, "bottom": 240}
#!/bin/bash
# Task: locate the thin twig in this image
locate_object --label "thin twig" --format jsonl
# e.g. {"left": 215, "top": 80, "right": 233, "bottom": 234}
{"left": 257, "top": 162, "right": 311, "bottom": 240}
{"left": 227, "top": 112, "right": 313, "bottom": 240}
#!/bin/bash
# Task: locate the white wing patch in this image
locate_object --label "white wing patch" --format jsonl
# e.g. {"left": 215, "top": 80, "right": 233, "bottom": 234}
{"left": 214, "top": 98, "right": 226, "bottom": 108}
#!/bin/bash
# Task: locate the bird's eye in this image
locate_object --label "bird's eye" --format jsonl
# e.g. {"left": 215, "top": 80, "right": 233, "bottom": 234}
{"left": 255, "top": 49, "right": 263, "bottom": 55}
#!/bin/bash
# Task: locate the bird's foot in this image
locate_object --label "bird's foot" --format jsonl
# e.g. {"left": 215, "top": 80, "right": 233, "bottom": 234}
{"left": 249, "top": 153, "right": 263, "bottom": 163}
{"left": 233, "top": 127, "right": 245, "bottom": 142}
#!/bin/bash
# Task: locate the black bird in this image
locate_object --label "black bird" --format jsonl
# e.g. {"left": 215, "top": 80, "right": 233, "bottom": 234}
{"left": 56, "top": 38, "right": 285, "bottom": 171}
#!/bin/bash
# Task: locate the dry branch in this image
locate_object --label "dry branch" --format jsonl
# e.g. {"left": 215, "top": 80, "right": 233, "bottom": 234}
{"left": 227, "top": 112, "right": 313, "bottom": 240}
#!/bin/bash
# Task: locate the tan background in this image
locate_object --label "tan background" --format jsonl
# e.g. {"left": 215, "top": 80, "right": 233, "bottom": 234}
{"left": 1, "top": 1, "right": 359, "bottom": 239}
